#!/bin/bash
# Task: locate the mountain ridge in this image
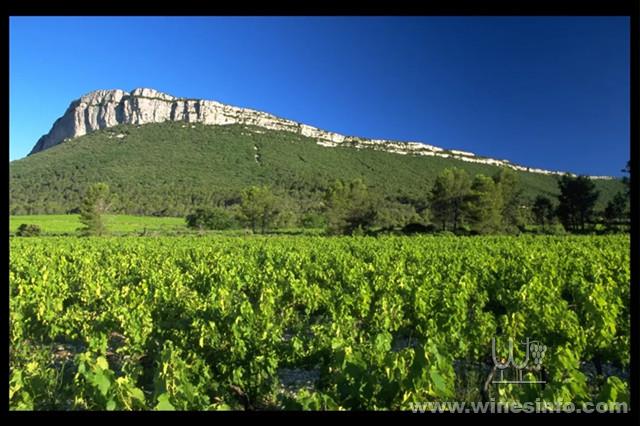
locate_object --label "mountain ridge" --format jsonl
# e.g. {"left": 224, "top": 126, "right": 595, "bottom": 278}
{"left": 28, "top": 87, "right": 613, "bottom": 180}
{"left": 11, "top": 120, "right": 624, "bottom": 216}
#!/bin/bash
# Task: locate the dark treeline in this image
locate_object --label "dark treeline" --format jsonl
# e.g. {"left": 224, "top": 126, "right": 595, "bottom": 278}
{"left": 13, "top": 165, "right": 630, "bottom": 238}
{"left": 184, "top": 162, "right": 631, "bottom": 236}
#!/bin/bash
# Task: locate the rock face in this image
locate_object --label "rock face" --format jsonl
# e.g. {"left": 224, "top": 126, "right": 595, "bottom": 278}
{"left": 29, "top": 87, "right": 345, "bottom": 155}
{"left": 29, "top": 88, "right": 611, "bottom": 179}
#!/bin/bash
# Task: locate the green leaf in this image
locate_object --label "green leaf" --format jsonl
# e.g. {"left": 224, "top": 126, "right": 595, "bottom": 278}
{"left": 92, "top": 372, "right": 111, "bottom": 396}
{"left": 155, "top": 393, "right": 175, "bottom": 411}
{"left": 130, "top": 387, "right": 146, "bottom": 403}
{"left": 429, "top": 370, "right": 451, "bottom": 398}
{"left": 96, "top": 356, "right": 109, "bottom": 370}
{"left": 374, "top": 332, "right": 392, "bottom": 354}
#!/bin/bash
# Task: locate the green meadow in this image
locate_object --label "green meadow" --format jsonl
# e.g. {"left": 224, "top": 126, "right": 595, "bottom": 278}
{"left": 10, "top": 214, "right": 186, "bottom": 235}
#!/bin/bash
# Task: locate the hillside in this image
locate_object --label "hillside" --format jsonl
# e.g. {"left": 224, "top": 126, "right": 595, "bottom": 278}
{"left": 10, "top": 121, "right": 625, "bottom": 216}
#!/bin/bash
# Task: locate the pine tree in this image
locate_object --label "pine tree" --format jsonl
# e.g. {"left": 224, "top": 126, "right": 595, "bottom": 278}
{"left": 78, "top": 183, "right": 111, "bottom": 236}
{"left": 556, "top": 175, "right": 599, "bottom": 233}
{"left": 532, "top": 195, "right": 555, "bottom": 230}
{"left": 493, "top": 168, "right": 523, "bottom": 233}
{"left": 467, "top": 174, "right": 503, "bottom": 234}
{"left": 603, "top": 191, "right": 628, "bottom": 231}
{"left": 429, "top": 168, "right": 471, "bottom": 232}
{"left": 324, "top": 179, "right": 378, "bottom": 235}
{"left": 238, "top": 186, "right": 279, "bottom": 234}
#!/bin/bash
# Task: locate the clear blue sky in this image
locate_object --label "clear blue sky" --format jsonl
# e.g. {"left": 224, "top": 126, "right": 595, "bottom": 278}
{"left": 9, "top": 16, "right": 629, "bottom": 176}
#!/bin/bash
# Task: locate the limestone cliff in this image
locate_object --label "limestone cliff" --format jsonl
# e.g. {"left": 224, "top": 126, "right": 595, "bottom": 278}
{"left": 29, "top": 88, "right": 343, "bottom": 155}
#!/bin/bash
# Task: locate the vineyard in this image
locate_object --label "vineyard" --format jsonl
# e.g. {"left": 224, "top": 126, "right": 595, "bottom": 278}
{"left": 9, "top": 235, "right": 630, "bottom": 410}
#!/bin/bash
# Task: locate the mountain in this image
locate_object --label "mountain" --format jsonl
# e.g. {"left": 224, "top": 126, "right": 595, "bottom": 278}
{"left": 26, "top": 88, "right": 613, "bottom": 179}
{"left": 11, "top": 88, "right": 624, "bottom": 217}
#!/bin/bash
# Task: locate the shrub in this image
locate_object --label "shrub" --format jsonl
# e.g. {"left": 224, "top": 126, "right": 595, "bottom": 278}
{"left": 16, "top": 224, "right": 42, "bottom": 237}
{"left": 546, "top": 223, "right": 567, "bottom": 235}
{"left": 300, "top": 212, "right": 326, "bottom": 229}
{"left": 325, "top": 179, "right": 378, "bottom": 235}
{"left": 401, "top": 222, "right": 436, "bottom": 235}
{"left": 186, "top": 207, "right": 236, "bottom": 230}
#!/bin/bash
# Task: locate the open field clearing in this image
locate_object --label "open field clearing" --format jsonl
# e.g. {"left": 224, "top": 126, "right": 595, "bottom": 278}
{"left": 10, "top": 215, "right": 186, "bottom": 235}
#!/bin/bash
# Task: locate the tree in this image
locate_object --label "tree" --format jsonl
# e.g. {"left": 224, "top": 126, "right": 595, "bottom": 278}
{"left": 300, "top": 212, "right": 326, "bottom": 229}
{"left": 429, "top": 168, "right": 471, "bottom": 232}
{"left": 493, "top": 168, "right": 523, "bottom": 232}
{"left": 272, "top": 193, "right": 299, "bottom": 229}
{"left": 556, "top": 175, "right": 599, "bottom": 233}
{"left": 531, "top": 195, "right": 555, "bottom": 230}
{"left": 186, "top": 207, "right": 236, "bottom": 231}
{"left": 78, "top": 183, "right": 112, "bottom": 236}
{"left": 621, "top": 160, "right": 630, "bottom": 198}
{"left": 375, "top": 199, "right": 420, "bottom": 230}
{"left": 603, "top": 191, "right": 628, "bottom": 232}
{"left": 324, "top": 179, "right": 378, "bottom": 235}
{"left": 466, "top": 174, "right": 503, "bottom": 234}
{"left": 238, "top": 186, "right": 280, "bottom": 234}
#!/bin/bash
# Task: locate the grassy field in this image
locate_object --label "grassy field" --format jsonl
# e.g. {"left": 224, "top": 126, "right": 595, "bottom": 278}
{"left": 10, "top": 214, "right": 187, "bottom": 235}
{"left": 9, "top": 214, "right": 327, "bottom": 236}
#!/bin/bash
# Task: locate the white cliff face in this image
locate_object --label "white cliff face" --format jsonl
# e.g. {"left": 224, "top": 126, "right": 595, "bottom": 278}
{"left": 28, "top": 88, "right": 612, "bottom": 180}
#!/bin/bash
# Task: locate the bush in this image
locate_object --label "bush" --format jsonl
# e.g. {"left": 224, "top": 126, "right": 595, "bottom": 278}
{"left": 546, "top": 223, "right": 567, "bottom": 235}
{"left": 401, "top": 222, "right": 436, "bottom": 235}
{"left": 16, "top": 224, "right": 42, "bottom": 237}
{"left": 300, "top": 212, "right": 326, "bottom": 229}
{"left": 186, "top": 208, "right": 236, "bottom": 230}
{"left": 237, "top": 186, "right": 281, "bottom": 234}
{"left": 324, "top": 179, "right": 378, "bottom": 235}
{"left": 375, "top": 201, "right": 420, "bottom": 229}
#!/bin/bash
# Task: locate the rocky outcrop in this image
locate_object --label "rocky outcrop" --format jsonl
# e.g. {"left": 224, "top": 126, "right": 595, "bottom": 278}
{"left": 28, "top": 88, "right": 612, "bottom": 179}
{"left": 29, "top": 88, "right": 340, "bottom": 155}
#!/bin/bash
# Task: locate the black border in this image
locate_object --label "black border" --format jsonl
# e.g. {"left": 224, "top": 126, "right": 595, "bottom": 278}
{"left": 4, "top": 0, "right": 639, "bottom": 424}
{"left": 3, "top": 0, "right": 639, "bottom": 16}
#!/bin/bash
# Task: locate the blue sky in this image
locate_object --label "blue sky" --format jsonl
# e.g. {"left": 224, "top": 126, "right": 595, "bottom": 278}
{"left": 9, "top": 16, "right": 629, "bottom": 176}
